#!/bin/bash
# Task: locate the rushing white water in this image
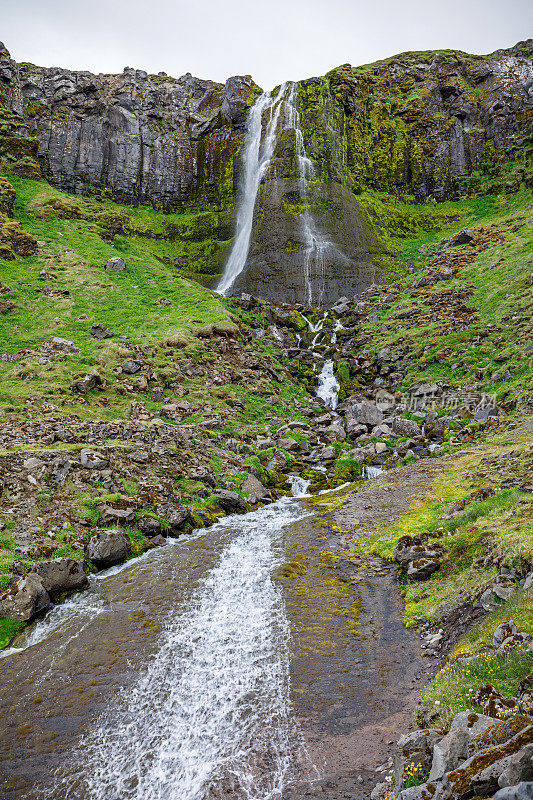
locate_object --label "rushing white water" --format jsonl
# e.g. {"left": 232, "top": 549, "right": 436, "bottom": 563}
{"left": 71, "top": 498, "right": 311, "bottom": 800}
{"left": 217, "top": 85, "right": 290, "bottom": 296}
{"left": 289, "top": 475, "right": 311, "bottom": 497}
{"left": 331, "top": 318, "right": 344, "bottom": 344}
{"left": 284, "top": 84, "right": 348, "bottom": 308}
{"left": 316, "top": 359, "right": 340, "bottom": 410}
{"left": 363, "top": 465, "right": 384, "bottom": 479}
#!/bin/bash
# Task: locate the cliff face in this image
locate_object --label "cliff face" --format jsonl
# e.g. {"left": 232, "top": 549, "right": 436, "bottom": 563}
{"left": 299, "top": 40, "right": 533, "bottom": 201}
{"left": 0, "top": 40, "right": 532, "bottom": 304}
{"left": 0, "top": 42, "right": 258, "bottom": 211}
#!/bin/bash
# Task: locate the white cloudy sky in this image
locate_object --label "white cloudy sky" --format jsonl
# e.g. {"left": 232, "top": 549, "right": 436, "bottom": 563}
{"left": 2, "top": 0, "right": 531, "bottom": 88}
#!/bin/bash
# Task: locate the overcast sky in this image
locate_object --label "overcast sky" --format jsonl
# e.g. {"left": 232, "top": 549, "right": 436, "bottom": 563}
{"left": 2, "top": 0, "right": 531, "bottom": 89}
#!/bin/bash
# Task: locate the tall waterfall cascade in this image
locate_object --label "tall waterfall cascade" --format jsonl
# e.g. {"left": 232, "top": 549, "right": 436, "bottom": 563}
{"left": 216, "top": 85, "right": 290, "bottom": 296}
{"left": 216, "top": 82, "right": 348, "bottom": 306}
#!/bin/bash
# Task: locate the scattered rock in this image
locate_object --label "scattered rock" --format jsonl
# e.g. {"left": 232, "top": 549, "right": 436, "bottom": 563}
{"left": 91, "top": 322, "right": 113, "bottom": 339}
{"left": 214, "top": 489, "right": 246, "bottom": 513}
{"left": 85, "top": 529, "right": 128, "bottom": 567}
{"left": 104, "top": 256, "right": 126, "bottom": 271}
{"left": 80, "top": 448, "right": 108, "bottom": 469}
{"left": 33, "top": 558, "right": 87, "bottom": 596}
{"left": 0, "top": 574, "right": 50, "bottom": 621}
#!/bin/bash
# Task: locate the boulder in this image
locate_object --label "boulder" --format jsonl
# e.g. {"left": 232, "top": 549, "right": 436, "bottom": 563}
{"left": 494, "top": 621, "right": 519, "bottom": 648}
{"left": 91, "top": 322, "right": 113, "bottom": 339}
{"left": 104, "top": 256, "right": 126, "bottom": 271}
{"left": 407, "top": 558, "right": 440, "bottom": 580}
{"left": 393, "top": 417, "right": 423, "bottom": 438}
{"left": 429, "top": 728, "right": 470, "bottom": 781}
{"left": 241, "top": 474, "right": 270, "bottom": 504}
{"left": 0, "top": 574, "right": 50, "bottom": 621}
{"left": 137, "top": 516, "right": 162, "bottom": 537}
{"left": 96, "top": 503, "right": 136, "bottom": 524}
{"left": 33, "top": 558, "right": 87, "bottom": 596}
{"left": 80, "top": 448, "right": 108, "bottom": 469}
{"left": 394, "top": 729, "right": 443, "bottom": 790}
{"left": 498, "top": 744, "right": 533, "bottom": 788}
{"left": 122, "top": 360, "right": 142, "bottom": 374}
{"left": 278, "top": 437, "right": 299, "bottom": 452}
{"left": 85, "top": 529, "right": 128, "bottom": 567}
{"left": 167, "top": 507, "right": 193, "bottom": 535}
{"left": 214, "top": 490, "right": 246, "bottom": 513}
{"left": 452, "top": 229, "right": 475, "bottom": 245}
{"left": 495, "top": 783, "right": 533, "bottom": 799}
{"left": 72, "top": 368, "right": 104, "bottom": 394}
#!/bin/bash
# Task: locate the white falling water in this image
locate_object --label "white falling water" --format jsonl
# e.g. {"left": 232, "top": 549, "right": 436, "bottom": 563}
{"left": 217, "top": 85, "right": 290, "bottom": 296}
{"left": 316, "top": 359, "right": 340, "bottom": 410}
{"left": 284, "top": 84, "right": 347, "bottom": 308}
{"left": 289, "top": 475, "right": 311, "bottom": 497}
{"left": 73, "top": 498, "right": 311, "bottom": 800}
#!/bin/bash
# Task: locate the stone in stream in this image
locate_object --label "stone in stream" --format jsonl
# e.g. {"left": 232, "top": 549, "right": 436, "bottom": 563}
{"left": 85, "top": 529, "right": 128, "bottom": 567}
{"left": 167, "top": 507, "right": 193, "bottom": 534}
{"left": 0, "top": 573, "right": 50, "bottom": 621}
{"left": 33, "top": 557, "right": 88, "bottom": 596}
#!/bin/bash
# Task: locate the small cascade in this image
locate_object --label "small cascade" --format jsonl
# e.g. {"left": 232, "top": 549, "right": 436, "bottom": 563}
{"left": 363, "top": 465, "right": 384, "bottom": 479}
{"left": 331, "top": 318, "right": 344, "bottom": 344}
{"left": 316, "top": 359, "right": 340, "bottom": 410}
{"left": 289, "top": 475, "right": 311, "bottom": 497}
{"left": 216, "top": 84, "right": 290, "bottom": 296}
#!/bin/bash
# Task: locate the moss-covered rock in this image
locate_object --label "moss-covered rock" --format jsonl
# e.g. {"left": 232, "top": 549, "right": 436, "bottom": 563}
{"left": 0, "top": 213, "right": 37, "bottom": 258}
{"left": 0, "top": 177, "right": 15, "bottom": 217}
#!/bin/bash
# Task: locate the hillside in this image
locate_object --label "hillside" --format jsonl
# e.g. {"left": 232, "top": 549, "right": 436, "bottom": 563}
{"left": 0, "top": 37, "right": 531, "bottom": 800}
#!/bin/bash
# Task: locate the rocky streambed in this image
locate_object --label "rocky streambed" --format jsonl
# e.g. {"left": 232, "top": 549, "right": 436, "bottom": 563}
{"left": 0, "top": 470, "right": 438, "bottom": 800}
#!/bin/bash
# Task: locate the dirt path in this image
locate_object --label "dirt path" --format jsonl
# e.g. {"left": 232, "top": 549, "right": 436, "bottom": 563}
{"left": 282, "top": 456, "right": 449, "bottom": 799}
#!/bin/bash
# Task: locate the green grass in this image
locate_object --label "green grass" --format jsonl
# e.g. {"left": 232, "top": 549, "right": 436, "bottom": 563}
{"left": 0, "top": 618, "right": 24, "bottom": 649}
{"left": 419, "top": 588, "right": 533, "bottom": 728}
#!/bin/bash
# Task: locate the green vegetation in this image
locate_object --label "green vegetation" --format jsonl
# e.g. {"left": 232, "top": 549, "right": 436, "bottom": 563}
{"left": 419, "top": 589, "right": 533, "bottom": 728}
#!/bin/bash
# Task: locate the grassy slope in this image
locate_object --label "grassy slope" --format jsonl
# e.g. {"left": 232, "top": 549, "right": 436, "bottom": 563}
{"left": 0, "top": 177, "right": 239, "bottom": 418}
{"left": 355, "top": 187, "right": 533, "bottom": 401}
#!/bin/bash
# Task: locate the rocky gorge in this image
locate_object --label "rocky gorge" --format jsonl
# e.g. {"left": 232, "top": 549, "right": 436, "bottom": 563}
{"left": 0, "top": 33, "right": 531, "bottom": 800}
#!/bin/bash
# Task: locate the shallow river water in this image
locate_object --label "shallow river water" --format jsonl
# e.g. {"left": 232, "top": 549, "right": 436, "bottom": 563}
{"left": 0, "top": 491, "right": 422, "bottom": 800}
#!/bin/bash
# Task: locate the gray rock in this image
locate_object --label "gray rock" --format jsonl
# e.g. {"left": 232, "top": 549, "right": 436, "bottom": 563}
{"left": 494, "top": 620, "right": 518, "bottom": 648}
{"left": 452, "top": 229, "right": 475, "bottom": 245}
{"left": 33, "top": 558, "right": 87, "bottom": 596}
{"left": 91, "top": 322, "right": 113, "bottom": 339}
{"left": 495, "top": 783, "right": 533, "bottom": 800}
{"left": 499, "top": 745, "right": 533, "bottom": 788}
{"left": 96, "top": 503, "right": 135, "bottom": 525}
{"left": 471, "top": 754, "right": 513, "bottom": 795}
{"left": 167, "top": 507, "right": 193, "bottom": 534}
{"left": 0, "top": 574, "right": 50, "bottom": 621}
{"left": 214, "top": 490, "right": 246, "bottom": 513}
{"left": 122, "top": 360, "right": 142, "bottom": 374}
{"left": 393, "top": 417, "right": 423, "bottom": 438}
{"left": 241, "top": 474, "right": 270, "bottom": 504}
{"left": 429, "top": 728, "right": 470, "bottom": 781}
{"left": 85, "top": 529, "right": 128, "bottom": 567}
{"left": 137, "top": 516, "right": 162, "bottom": 537}
{"left": 474, "top": 405, "right": 499, "bottom": 421}
{"left": 407, "top": 558, "right": 440, "bottom": 580}
{"left": 80, "top": 448, "right": 108, "bottom": 469}
{"left": 451, "top": 711, "right": 496, "bottom": 738}
{"left": 394, "top": 729, "right": 442, "bottom": 790}
{"left": 104, "top": 256, "right": 126, "bottom": 272}
{"left": 23, "top": 457, "right": 45, "bottom": 473}
{"left": 72, "top": 368, "right": 103, "bottom": 394}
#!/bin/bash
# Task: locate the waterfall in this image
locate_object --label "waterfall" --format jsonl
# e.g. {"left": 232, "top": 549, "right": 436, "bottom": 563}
{"left": 216, "top": 85, "right": 290, "bottom": 296}
{"left": 284, "top": 84, "right": 347, "bottom": 308}
{"left": 217, "top": 81, "right": 348, "bottom": 306}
